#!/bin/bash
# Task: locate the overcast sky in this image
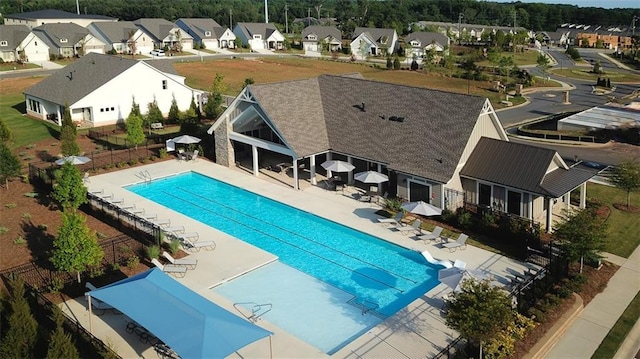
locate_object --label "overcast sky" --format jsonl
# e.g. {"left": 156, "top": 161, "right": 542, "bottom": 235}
{"left": 490, "top": 0, "right": 639, "bottom": 9}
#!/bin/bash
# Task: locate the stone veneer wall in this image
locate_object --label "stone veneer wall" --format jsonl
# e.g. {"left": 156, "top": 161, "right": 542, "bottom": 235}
{"left": 213, "top": 117, "right": 235, "bottom": 167}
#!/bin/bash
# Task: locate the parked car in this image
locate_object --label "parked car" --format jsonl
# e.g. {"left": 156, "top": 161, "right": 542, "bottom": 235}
{"left": 150, "top": 49, "right": 165, "bottom": 57}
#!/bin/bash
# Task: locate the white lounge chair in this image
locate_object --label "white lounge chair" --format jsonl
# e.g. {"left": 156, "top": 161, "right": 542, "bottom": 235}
{"left": 393, "top": 219, "right": 422, "bottom": 235}
{"left": 177, "top": 232, "right": 199, "bottom": 242}
{"left": 190, "top": 150, "right": 199, "bottom": 162}
{"left": 453, "top": 259, "right": 467, "bottom": 269}
{"left": 164, "top": 226, "right": 185, "bottom": 235}
{"left": 443, "top": 234, "right": 469, "bottom": 252}
{"left": 152, "top": 219, "right": 171, "bottom": 227}
{"left": 377, "top": 212, "right": 403, "bottom": 226}
{"left": 182, "top": 238, "right": 216, "bottom": 252}
{"left": 417, "top": 226, "right": 444, "bottom": 243}
{"left": 151, "top": 258, "right": 187, "bottom": 277}
{"left": 162, "top": 251, "right": 197, "bottom": 269}
{"left": 420, "top": 249, "right": 453, "bottom": 268}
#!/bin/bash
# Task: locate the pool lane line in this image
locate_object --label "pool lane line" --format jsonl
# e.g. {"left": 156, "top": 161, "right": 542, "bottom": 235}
{"left": 174, "top": 187, "right": 419, "bottom": 285}
{"left": 162, "top": 190, "right": 407, "bottom": 293}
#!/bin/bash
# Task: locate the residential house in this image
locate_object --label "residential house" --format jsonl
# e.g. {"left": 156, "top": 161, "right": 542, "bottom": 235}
{"left": 540, "top": 29, "right": 572, "bottom": 46}
{"left": 405, "top": 32, "right": 449, "bottom": 61}
{"left": 133, "top": 18, "right": 193, "bottom": 52}
{"left": 413, "top": 21, "right": 530, "bottom": 43}
{"left": 175, "top": 18, "right": 236, "bottom": 50}
{"left": 208, "top": 75, "right": 587, "bottom": 233}
{"left": 460, "top": 137, "right": 594, "bottom": 232}
{"left": 88, "top": 21, "right": 154, "bottom": 55}
{"left": 350, "top": 27, "right": 398, "bottom": 59}
{"left": 24, "top": 53, "right": 203, "bottom": 127}
{"left": 0, "top": 24, "right": 50, "bottom": 63}
{"left": 33, "top": 23, "right": 105, "bottom": 58}
{"left": 301, "top": 25, "right": 341, "bottom": 55}
{"left": 4, "top": 9, "right": 116, "bottom": 29}
{"left": 233, "top": 23, "right": 285, "bottom": 50}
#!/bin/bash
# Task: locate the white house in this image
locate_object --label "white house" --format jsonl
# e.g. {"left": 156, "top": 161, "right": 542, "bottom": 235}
{"left": 24, "top": 53, "right": 203, "bottom": 127}
{"left": 301, "top": 25, "right": 342, "bottom": 55}
{"left": 32, "top": 23, "right": 105, "bottom": 58}
{"left": 3, "top": 9, "right": 116, "bottom": 29}
{"left": 176, "top": 18, "right": 236, "bottom": 50}
{"left": 0, "top": 24, "right": 49, "bottom": 63}
{"left": 405, "top": 32, "right": 450, "bottom": 61}
{"left": 350, "top": 27, "right": 398, "bottom": 60}
{"left": 233, "top": 23, "right": 284, "bottom": 50}
{"left": 88, "top": 21, "right": 155, "bottom": 55}
{"left": 134, "top": 18, "right": 193, "bottom": 52}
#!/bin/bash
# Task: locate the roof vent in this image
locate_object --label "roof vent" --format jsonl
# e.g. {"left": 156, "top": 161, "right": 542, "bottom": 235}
{"left": 361, "top": 102, "right": 366, "bottom": 112}
{"left": 389, "top": 116, "right": 404, "bottom": 123}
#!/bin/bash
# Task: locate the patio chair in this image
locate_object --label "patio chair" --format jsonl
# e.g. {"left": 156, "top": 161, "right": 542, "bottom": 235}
{"left": 177, "top": 149, "right": 186, "bottom": 161}
{"left": 190, "top": 150, "right": 199, "bottom": 162}
{"left": 151, "top": 258, "right": 187, "bottom": 278}
{"left": 443, "top": 234, "right": 468, "bottom": 252}
{"left": 181, "top": 238, "right": 216, "bottom": 252}
{"left": 152, "top": 219, "right": 171, "bottom": 227}
{"left": 420, "top": 249, "right": 453, "bottom": 268}
{"left": 163, "top": 226, "right": 185, "bottom": 235}
{"left": 392, "top": 219, "right": 422, "bottom": 235}
{"left": 377, "top": 212, "right": 403, "bottom": 226}
{"left": 162, "top": 251, "right": 197, "bottom": 269}
{"left": 417, "top": 226, "right": 444, "bottom": 243}
{"left": 177, "top": 232, "right": 199, "bottom": 242}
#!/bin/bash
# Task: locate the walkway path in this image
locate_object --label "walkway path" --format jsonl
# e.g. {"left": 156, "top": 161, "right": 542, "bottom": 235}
{"left": 546, "top": 246, "right": 640, "bottom": 358}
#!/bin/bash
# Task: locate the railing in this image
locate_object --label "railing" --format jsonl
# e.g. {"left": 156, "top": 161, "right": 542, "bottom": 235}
{"left": 233, "top": 302, "right": 273, "bottom": 322}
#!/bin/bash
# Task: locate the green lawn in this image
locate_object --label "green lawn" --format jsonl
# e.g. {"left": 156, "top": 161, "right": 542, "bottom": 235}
{"left": 592, "top": 291, "right": 640, "bottom": 358}
{"left": 550, "top": 68, "right": 640, "bottom": 83}
{"left": 587, "top": 182, "right": 640, "bottom": 258}
{"left": 476, "top": 49, "right": 541, "bottom": 67}
{"left": 0, "top": 92, "right": 59, "bottom": 148}
{"left": 0, "top": 63, "right": 41, "bottom": 71}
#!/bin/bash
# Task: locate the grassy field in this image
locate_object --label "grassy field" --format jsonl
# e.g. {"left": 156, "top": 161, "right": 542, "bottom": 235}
{"left": 476, "top": 49, "right": 541, "bottom": 67}
{"left": 174, "top": 57, "right": 517, "bottom": 108}
{"left": 0, "top": 62, "right": 41, "bottom": 71}
{"left": 587, "top": 182, "right": 640, "bottom": 258}
{"left": 593, "top": 291, "right": 640, "bottom": 358}
{"left": 550, "top": 68, "right": 640, "bottom": 83}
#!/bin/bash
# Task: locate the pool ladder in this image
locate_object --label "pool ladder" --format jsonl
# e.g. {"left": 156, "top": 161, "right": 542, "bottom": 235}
{"left": 233, "top": 302, "right": 272, "bottom": 322}
{"left": 136, "top": 170, "right": 152, "bottom": 183}
{"left": 347, "top": 298, "right": 384, "bottom": 318}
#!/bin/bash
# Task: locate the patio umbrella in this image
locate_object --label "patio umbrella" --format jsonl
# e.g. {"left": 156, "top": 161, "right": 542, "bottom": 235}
{"left": 172, "top": 134, "right": 201, "bottom": 144}
{"left": 321, "top": 160, "right": 355, "bottom": 172}
{"left": 55, "top": 155, "right": 91, "bottom": 165}
{"left": 401, "top": 201, "right": 442, "bottom": 217}
{"left": 438, "top": 267, "right": 489, "bottom": 292}
{"left": 354, "top": 171, "right": 389, "bottom": 184}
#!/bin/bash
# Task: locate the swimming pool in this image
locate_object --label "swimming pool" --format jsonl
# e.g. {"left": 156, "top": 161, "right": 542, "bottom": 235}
{"left": 127, "top": 172, "right": 441, "bottom": 353}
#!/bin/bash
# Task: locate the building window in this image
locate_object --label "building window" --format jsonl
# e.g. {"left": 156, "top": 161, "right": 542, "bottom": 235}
{"left": 100, "top": 108, "right": 104, "bottom": 112}
{"left": 204, "top": 31, "right": 211, "bottom": 37}
{"left": 0, "top": 41, "right": 7, "bottom": 46}
{"left": 162, "top": 80, "right": 168, "bottom": 89}
{"left": 110, "top": 107, "right": 114, "bottom": 111}
{"left": 35, "top": 41, "right": 38, "bottom": 46}
{"left": 253, "top": 35, "right": 262, "bottom": 39}
{"left": 60, "top": 38, "right": 68, "bottom": 43}
{"left": 28, "top": 99, "right": 41, "bottom": 113}
{"left": 308, "top": 35, "right": 317, "bottom": 40}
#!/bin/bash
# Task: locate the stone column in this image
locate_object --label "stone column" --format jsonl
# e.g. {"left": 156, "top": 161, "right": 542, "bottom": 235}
{"left": 213, "top": 117, "right": 235, "bottom": 167}
{"left": 563, "top": 91, "right": 570, "bottom": 104}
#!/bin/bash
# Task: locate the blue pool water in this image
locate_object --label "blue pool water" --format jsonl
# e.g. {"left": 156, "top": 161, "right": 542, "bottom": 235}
{"left": 127, "top": 172, "right": 441, "bottom": 353}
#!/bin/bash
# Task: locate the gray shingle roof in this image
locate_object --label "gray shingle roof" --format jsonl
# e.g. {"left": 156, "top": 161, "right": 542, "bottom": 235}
{"left": 89, "top": 21, "right": 138, "bottom": 44}
{"left": 133, "top": 18, "right": 177, "bottom": 42}
{"left": 235, "top": 23, "right": 279, "bottom": 39}
{"left": 0, "top": 25, "right": 30, "bottom": 49}
{"left": 460, "top": 137, "right": 593, "bottom": 197}
{"left": 353, "top": 27, "right": 395, "bottom": 46}
{"left": 24, "top": 53, "right": 138, "bottom": 105}
{"left": 406, "top": 32, "right": 449, "bottom": 47}
{"left": 32, "top": 23, "right": 89, "bottom": 50}
{"left": 301, "top": 26, "right": 341, "bottom": 41}
{"left": 6, "top": 9, "right": 115, "bottom": 21}
{"left": 177, "top": 18, "right": 222, "bottom": 40}
{"left": 249, "top": 75, "right": 486, "bottom": 183}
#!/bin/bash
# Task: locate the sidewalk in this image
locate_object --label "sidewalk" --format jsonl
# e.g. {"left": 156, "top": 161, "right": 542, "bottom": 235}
{"left": 546, "top": 246, "right": 640, "bottom": 358}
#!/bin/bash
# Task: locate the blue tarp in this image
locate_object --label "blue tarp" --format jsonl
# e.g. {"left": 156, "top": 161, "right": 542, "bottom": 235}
{"left": 87, "top": 268, "right": 272, "bottom": 359}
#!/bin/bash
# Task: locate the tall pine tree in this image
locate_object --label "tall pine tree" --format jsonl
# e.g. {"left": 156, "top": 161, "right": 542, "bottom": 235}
{"left": 0, "top": 277, "right": 38, "bottom": 359}
{"left": 59, "top": 104, "right": 80, "bottom": 156}
{"left": 47, "top": 306, "right": 79, "bottom": 359}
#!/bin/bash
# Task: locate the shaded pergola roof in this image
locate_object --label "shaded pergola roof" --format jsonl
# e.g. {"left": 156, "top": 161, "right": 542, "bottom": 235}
{"left": 87, "top": 268, "right": 272, "bottom": 359}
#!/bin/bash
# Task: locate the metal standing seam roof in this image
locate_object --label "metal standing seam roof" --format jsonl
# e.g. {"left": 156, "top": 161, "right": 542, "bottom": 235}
{"left": 248, "top": 74, "right": 486, "bottom": 184}
{"left": 460, "top": 137, "right": 595, "bottom": 197}
{"left": 558, "top": 106, "right": 640, "bottom": 130}
{"left": 0, "top": 25, "right": 31, "bottom": 49}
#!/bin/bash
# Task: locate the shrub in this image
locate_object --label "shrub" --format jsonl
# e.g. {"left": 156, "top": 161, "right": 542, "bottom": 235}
{"left": 96, "top": 232, "right": 108, "bottom": 239}
{"left": 146, "top": 245, "right": 161, "bottom": 259}
{"left": 38, "top": 224, "right": 48, "bottom": 231}
{"left": 13, "top": 236, "right": 26, "bottom": 245}
{"left": 23, "top": 192, "right": 38, "bottom": 198}
{"left": 22, "top": 213, "right": 31, "bottom": 220}
{"left": 385, "top": 197, "right": 403, "bottom": 212}
{"left": 5, "top": 203, "right": 17, "bottom": 208}
{"left": 440, "top": 208, "right": 456, "bottom": 224}
{"left": 116, "top": 161, "right": 127, "bottom": 168}
{"left": 0, "top": 226, "right": 8, "bottom": 234}
{"left": 88, "top": 265, "right": 105, "bottom": 278}
{"left": 126, "top": 255, "right": 140, "bottom": 269}
{"left": 48, "top": 277, "right": 65, "bottom": 293}
{"left": 456, "top": 208, "right": 472, "bottom": 229}
{"left": 168, "top": 239, "right": 181, "bottom": 255}
{"left": 128, "top": 159, "right": 138, "bottom": 166}
{"left": 159, "top": 148, "right": 168, "bottom": 158}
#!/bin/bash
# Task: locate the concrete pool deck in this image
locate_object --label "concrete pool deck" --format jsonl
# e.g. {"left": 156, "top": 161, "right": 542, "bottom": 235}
{"left": 61, "top": 159, "right": 538, "bottom": 358}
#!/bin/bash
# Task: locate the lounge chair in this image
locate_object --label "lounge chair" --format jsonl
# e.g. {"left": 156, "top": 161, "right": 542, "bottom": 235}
{"left": 377, "top": 212, "right": 403, "bottom": 226}
{"left": 443, "top": 234, "right": 468, "bottom": 252}
{"left": 453, "top": 259, "right": 467, "bottom": 269}
{"left": 182, "top": 238, "right": 216, "bottom": 252}
{"left": 176, "top": 232, "right": 199, "bottom": 242}
{"left": 190, "top": 150, "right": 199, "bottom": 162}
{"left": 164, "top": 226, "right": 185, "bottom": 235}
{"left": 152, "top": 219, "right": 171, "bottom": 227}
{"left": 162, "top": 251, "right": 197, "bottom": 269}
{"left": 85, "top": 282, "right": 115, "bottom": 314}
{"left": 417, "top": 226, "right": 444, "bottom": 243}
{"left": 393, "top": 219, "right": 422, "bottom": 235}
{"left": 151, "top": 258, "right": 187, "bottom": 277}
{"left": 420, "top": 249, "right": 453, "bottom": 268}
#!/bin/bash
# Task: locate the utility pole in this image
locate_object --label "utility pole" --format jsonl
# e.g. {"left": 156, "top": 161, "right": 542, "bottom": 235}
{"left": 76, "top": 0, "right": 80, "bottom": 14}
{"left": 265, "top": 0, "right": 269, "bottom": 23}
{"left": 308, "top": 8, "right": 311, "bottom": 26}
{"left": 285, "top": 4, "right": 289, "bottom": 34}
{"left": 513, "top": 10, "right": 517, "bottom": 57}
{"left": 229, "top": 9, "right": 233, "bottom": 29}
{"left": 458, "top": 13, "right": 463, "bottom": 45}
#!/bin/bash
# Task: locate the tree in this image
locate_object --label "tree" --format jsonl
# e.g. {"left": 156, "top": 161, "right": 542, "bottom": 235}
{"left": 0, "top": 277, "right": 38, "bottom": 359}
{"left": 167, "top": 96, "right": 180, "bottom": 124}
{"left": 536, "top": 52, "right": 550, "bottom": 70}
{"left": 59, "top": 104, "right": 80, "bottom": 156}
{"left": 592, "top": 60, "right": 603, "bottom": 74}
{"left": 127, "top": 29, "right": 137, "bottom": 57}
{"left": 0, "top": 118, "right": 13, "bottom": 143}
{"left": 386, "top": 55, "right": 392, "bottom": 69}
{"left": 146, "top": 99, "right": 164, "bottom": 133}
{"left": 52, "top": 161, "right": 87, "bottom": 211}
{"left": 610, "top": 160, "right": 640, "bottom": 209}
{"left": 172, "top": 29, "right": 183, "bottom": 53}
{"left": 445, "top": 279, "right": 514, "bottom": 358}
{"left": 126, "top": 113, "right": 145, "bottom": 150}
{"left": 243, "top": 78, "right": 255, "bottom": 87}
{"left": 554, "top": 208, "right": 607, "bottom": 273}
{"left": 51, "top": 211, "right": 104, "bottom": 283}
{"left": 483, "top": 312, "right": 536, "bottom": 358}
{"left": 47, "top": 306, "right": 79, "bottom": 359}
{"left": 129, "top": 97, "right": 141, "bottom": 118}
{"left": 0, "top": 141, "right": 21, "bottom": 189}
{"left": 393, "top": 56, "right": 400, "bottom": 69}
{"left": 204, "top": 74, "right": 227, "bottom": 119}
